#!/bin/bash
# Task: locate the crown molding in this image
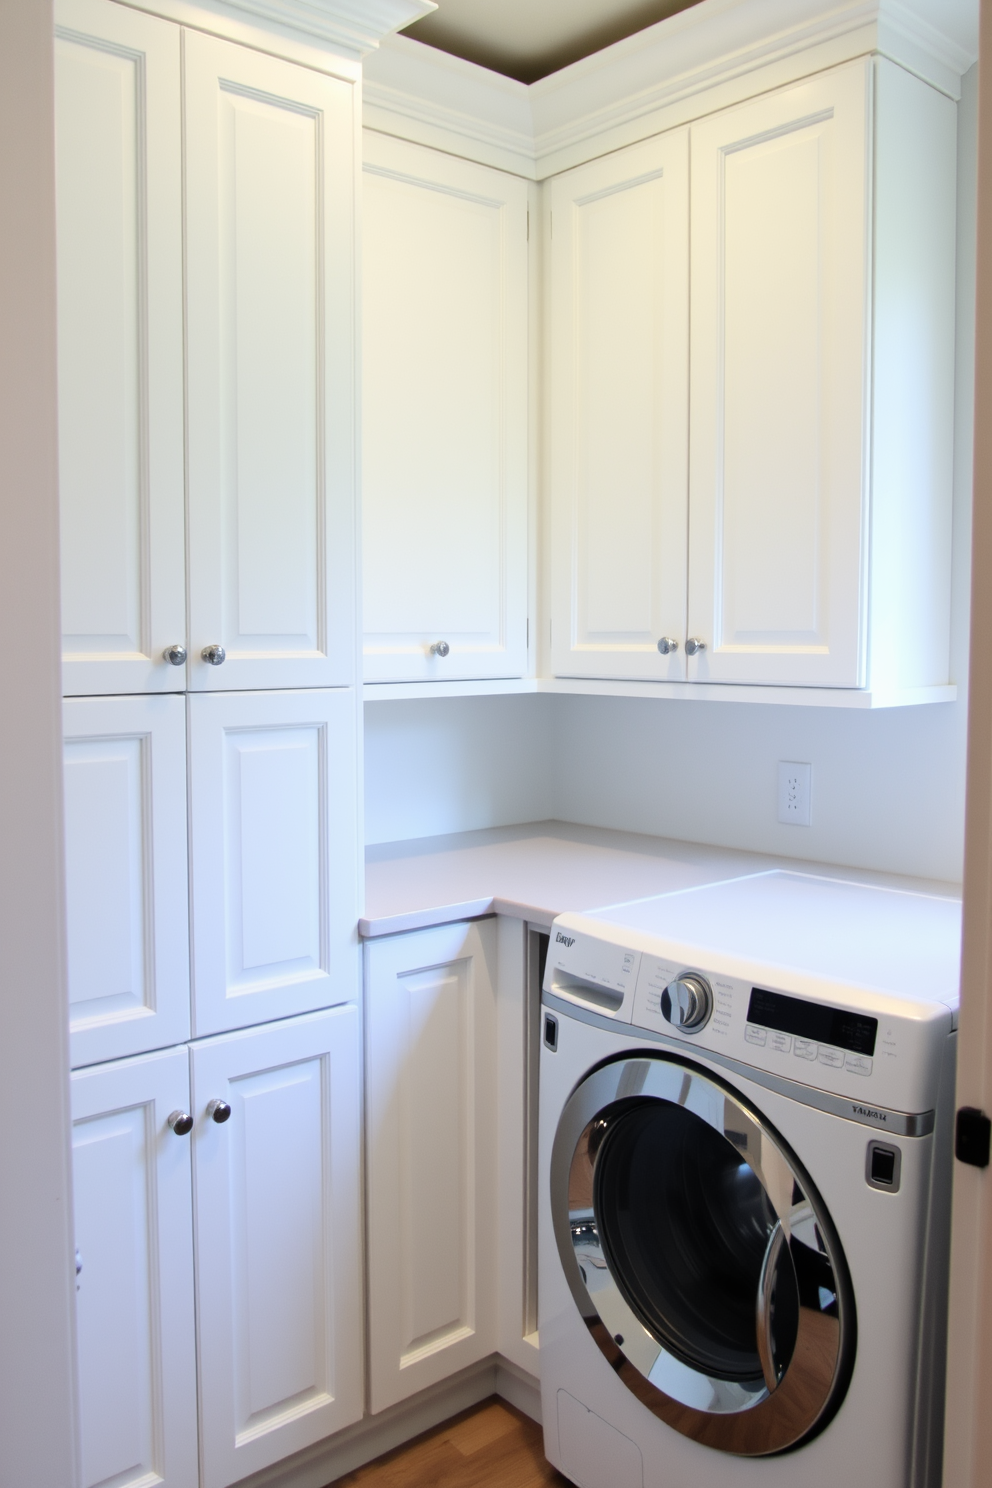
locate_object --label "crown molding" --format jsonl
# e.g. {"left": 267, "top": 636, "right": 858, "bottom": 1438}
{"left": 362, "top": 0, "right": 975, "bottom": 178}
{"left": 223, "top": 0, "right": 435, "bottom": 56}
{"left": 122, "top": 0, "right": 435, "bottom": 60}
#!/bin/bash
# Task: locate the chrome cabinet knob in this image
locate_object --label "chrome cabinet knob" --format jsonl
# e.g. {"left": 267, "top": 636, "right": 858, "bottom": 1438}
{"left": 430, "top": 641, "right": 450, "bottom": 658}
{"left": 201, "top": 644, "right": 226, "bottom": 666}
{"left": 657, "top": 637, "right": 679, "bottom": 655}
{"left": 206, "top": 1099, "right": 231, "bottom": 1124}
{"left": 167, "top": 1109, "right": 193, "bottom": 1136}
{"left": 660, "top": 973, "right": 713, "bottom": 1032}
{"left": 163, "top": 644, "right": 187, "bottom": 666}
{"left": 685, "top": 637, "right": 706, "bottom": 656}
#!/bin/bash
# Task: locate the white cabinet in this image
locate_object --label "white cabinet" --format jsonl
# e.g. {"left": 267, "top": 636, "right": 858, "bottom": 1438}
{"left": 185, "top": 32, "right": 358, "bottom": 693}
{"left": 71, "top": 1046, "right": 198, "bottom": 1488}
{"left": 549, "top": 129, "right": 689, "bottom": 682}
{"left": 187, "top": 688, "right": 360, "bottom": 1037}
{"left": 365, "top": 920, "right": 498, "bottom": 1411}
{"left": 688, "top": 62, "right": 870, "bottom": 688}
{"left": 55, "top": 0, "right": 185, "bottom": 697}
{"left": 64, "top": 693, "right": 190, "bottom": 1068}
{"left": 191, "top": 1006, "right": 363, "bottom": 1488}
{"left": 55, "top": 3, "right": 360, "bottom": 697}
{"left": 362, "top": 133, "right": 530, "bottom": 683}
{"left": 548, "top": 58, "right": 956, "bottom": 696}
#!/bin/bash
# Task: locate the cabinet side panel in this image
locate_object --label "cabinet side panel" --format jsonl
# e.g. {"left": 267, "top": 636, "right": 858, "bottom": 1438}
{"left": 870, "top": 59, "right": 956, "bottom": 690}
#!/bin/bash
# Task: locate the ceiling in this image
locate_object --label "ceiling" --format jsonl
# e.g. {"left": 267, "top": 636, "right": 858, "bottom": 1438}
{"left": 400, "top": 0, "right": 706, "bottom": 84}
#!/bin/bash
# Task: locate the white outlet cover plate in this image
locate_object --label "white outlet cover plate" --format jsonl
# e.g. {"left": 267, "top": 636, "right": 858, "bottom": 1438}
{"left": 778, "top": 760, "right": 812, "bottom": 826}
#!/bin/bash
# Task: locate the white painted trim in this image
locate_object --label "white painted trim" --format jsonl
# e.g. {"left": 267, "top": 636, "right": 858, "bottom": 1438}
{"left": 221, "top": 1357, "right": 539, "bottom": 1488}
{"left": 363, "top": 677, "right": 957, "bottom": 707}
{"left": 362, "top": 0, "right": 977, "bottom": 179}
{"left": 116, "top": 0, "right": 433, "bottom": 64}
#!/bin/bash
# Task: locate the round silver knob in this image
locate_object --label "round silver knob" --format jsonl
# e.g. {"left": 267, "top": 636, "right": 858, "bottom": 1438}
{"left": 201, "top": 644, "right": 226, "bottom": 666}
{"left": 206, "top": 1099, "right": 231, "bottom": 1124}
{"left": 163, "top": 644, "right": 187, "bottom": 666}
{"left": 685, "top": 638, "right": 707, "bottom": 656}
{"left": 430, "top": 641, "right": 450, "bottom": 658}
{"left": 657, "top": 637, "right": 679, "bottom": 655}
{"left": 660, "top": 973, "right": 713, "bottom": 1032}
{"left": 167, "top": 1109, "right": 193, "bottom": 1136}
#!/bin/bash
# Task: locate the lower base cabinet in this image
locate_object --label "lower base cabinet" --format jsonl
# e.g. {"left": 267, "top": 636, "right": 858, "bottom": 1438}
{"left": 365, "top": 920, "right": 498, "bottom": 1413}
{"left": 71, "top": 1046, "right": 199, "bottom": 1488}
{"left": 192, "top": 1006, "right": 364, "bottom": 1488}
{"left": 71, "top": 1004, "right": 363, "bottom": 1488}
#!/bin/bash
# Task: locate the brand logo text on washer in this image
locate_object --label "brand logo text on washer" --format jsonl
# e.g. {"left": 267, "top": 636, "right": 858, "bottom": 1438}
{"left": 852, "top": 1104, "right": 887, "bottom": 1122}
{"left": 556, "top": 932, "right": 575, "bottom": 947}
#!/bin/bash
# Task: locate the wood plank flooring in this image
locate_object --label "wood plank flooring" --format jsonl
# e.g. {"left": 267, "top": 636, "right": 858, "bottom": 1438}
{"left": 328, "top": 1399, "right": 569, "bottom": 1488}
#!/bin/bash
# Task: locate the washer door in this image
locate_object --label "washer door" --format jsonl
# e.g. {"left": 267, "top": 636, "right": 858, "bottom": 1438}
{"left": 551, "top": 1053, "right": 855, "bottom": 1456}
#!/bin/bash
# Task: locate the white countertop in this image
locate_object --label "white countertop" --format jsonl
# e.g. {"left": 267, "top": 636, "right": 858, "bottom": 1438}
{"left": 361, "top": 821, "right": 960, "bottom": 938}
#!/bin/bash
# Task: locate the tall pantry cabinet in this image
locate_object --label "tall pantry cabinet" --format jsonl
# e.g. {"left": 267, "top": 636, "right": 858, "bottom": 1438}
{"left": 54, "top": 1, "right": 370, "bottom": 1484}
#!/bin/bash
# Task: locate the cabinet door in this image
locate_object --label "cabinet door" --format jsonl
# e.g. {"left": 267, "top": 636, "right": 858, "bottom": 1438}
{"left": 191, "top": 1006, "right": 363, "bottom": 1488}
{"left": 366, "top": 920, "right": 497, "bottom": 1412}
{"left": 549, "top": 129, "right": 689, "bottom": 682}
{"left": 71, "top": 1046, "right": 198, "bottom": 1488}
{"left": 64, "top": 693, "right": 190, "bottom": 1068}
{"left": 185, "top": 31, "right": 358, "bottom": 692}
{"left": 55, "top": 0, "right": 185, "bottom": 696}
{"left": 363, "top": 134, "right": 529, "bottom": 683}
{"left": 188, "top": 688, "right": 359, "bottom": 1037}
{"left": 688, "top": 62, "right": 869, "bottom": 687}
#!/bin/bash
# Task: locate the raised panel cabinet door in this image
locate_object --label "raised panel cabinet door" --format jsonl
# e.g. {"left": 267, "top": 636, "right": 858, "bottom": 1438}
{"left": 362, "top": 133, "right": 529, "bottom": 683}
{"left": 549, "top": 128, "right": 689, "bottom": 682}
{"left": 184, "top": 31, "right": 358, "bottom": 692}
{"left": 187, "top": 688, "right": 360, "bottom": 1037}
{"left": 191, "top": 1006, "right": 363, "bottom": 1488}
{"left": 71, "top": 1046, "right": 198, "bottom": 1488}
{"left": 688, "top": 61, "right": 869, "bottom": 687}
{"left": 365, "top": 919, "right": 497, "bottom": 1412}
{"left": 55, "top": 0, "right": 186, "bottom": 696}
{"left": 64, "top": 693, "right": 190, "bottom": 1068}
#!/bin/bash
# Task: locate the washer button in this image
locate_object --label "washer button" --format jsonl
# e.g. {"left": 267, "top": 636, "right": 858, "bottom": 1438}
{"left": 745, "top": 1024, "right": 767, "bottom": 1046}
{"left": 846, "top": 1053, "right": 873, "bottom": 1076}
{"left": 818, "top": 1046, "right": 845, "bottom": 1069}
{"left": 769, "top": 1031, "right": 792, "bottom": 1053}
{"left": 794, "top": 1038, "right": 818, "bottom": 1061}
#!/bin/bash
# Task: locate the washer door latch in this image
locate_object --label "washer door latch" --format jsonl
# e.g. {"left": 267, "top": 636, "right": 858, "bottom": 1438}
{"left": 955, "top": 1107, "right": 991, "bottom": 1168}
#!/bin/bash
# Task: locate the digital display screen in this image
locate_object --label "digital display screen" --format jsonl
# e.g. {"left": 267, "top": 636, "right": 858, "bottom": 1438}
{"left": 747, "top": 987, "right": 877, "bottom": 1056}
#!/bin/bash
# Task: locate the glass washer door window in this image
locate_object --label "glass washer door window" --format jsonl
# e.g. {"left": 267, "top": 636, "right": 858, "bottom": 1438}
{"left": 550, "top": 1053, "right": 855, "bottom": 1456}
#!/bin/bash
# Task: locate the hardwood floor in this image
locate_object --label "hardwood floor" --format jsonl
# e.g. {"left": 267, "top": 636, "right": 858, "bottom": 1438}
{"left": 328, "top": 1399, "right": 569, "bottom": 1488}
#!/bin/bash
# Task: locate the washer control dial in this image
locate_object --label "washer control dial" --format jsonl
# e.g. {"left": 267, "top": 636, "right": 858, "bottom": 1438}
{"left": 661, "top": 973, "right": 713, "bottom": 1032}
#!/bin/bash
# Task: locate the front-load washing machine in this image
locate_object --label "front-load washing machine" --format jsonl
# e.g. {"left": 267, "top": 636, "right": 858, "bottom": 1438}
{"left": 538, "top": 870, "right": 961, "bottom": 1488}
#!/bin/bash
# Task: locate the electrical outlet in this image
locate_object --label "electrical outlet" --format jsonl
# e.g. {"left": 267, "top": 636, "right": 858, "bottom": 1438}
{"left": 778, "top": 761, "right": 812, "bottom": 826}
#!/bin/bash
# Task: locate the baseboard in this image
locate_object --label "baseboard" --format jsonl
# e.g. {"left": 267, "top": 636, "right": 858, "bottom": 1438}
{"left": 496, "top": 1358, "right": 542, "bottom": 1424}
{"left": 228, "top": 1355, "right": 541, "bottom": 1488}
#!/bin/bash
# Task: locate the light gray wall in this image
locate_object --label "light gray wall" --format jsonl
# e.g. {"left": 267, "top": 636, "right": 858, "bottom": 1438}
{"left": 364, "top": 64, "right": 977, "bottom": 886}
{"left": 0, "top": 2, "right": 80, "bottom": 1484}
{"left": 364, "top": 693, "right": 554, "bottom": 844}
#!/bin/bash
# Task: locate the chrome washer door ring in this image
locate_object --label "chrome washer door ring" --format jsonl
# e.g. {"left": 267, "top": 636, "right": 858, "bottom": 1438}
{"left": 551, "top": 1053, "right": 855, "bottom": 1456}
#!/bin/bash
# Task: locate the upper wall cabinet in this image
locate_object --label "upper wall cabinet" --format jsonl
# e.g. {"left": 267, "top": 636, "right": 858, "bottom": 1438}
{"left": 55, "top": 0, "right": 360, "bottom": 696}
{"left": 549, "top": 129, "right": 689, "bottom": 683}
{"left": 549, "top": 57, "right": 956, "bottom": 697}
{"left": 362, "top": 133, "right": 530, "bottom": 684}
{"left": 55, "top": 0, "right": 185, "bottom": 697}
{"left": 185, "top": 34, "right": 358, "bottom": 692}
